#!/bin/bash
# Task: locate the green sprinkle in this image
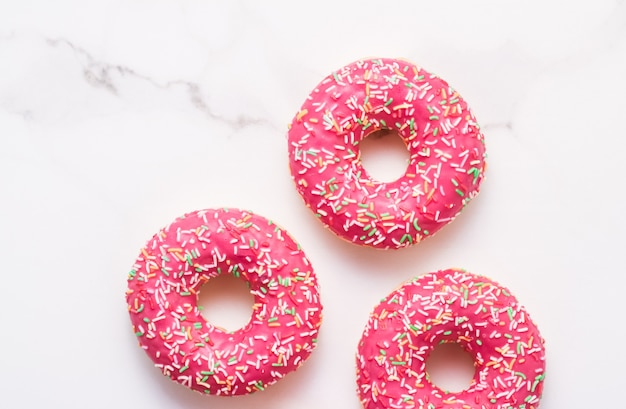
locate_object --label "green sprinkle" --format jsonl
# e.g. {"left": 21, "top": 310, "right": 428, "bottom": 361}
{"left": 143, "top": 317, "right": 150, "bottom": 323}
{"left": 380, "top": 119, "right": 387, "bottom": 128}
{"left": 429, "top": 115, "right": 439, "bottom": 121}
{"left": 455, "top": 188, "right": 465, "bottom": 197}
{"left": 476, "top": 339, "right": 483, "bottom": 346}
{"left": 391, "top": 361, "right": 406, "bottom": 366}
{"left": 412, "top": 219, "right": 421, "bottom": 231}
{"left": 384, "top": 98, "right": 393, "bottom": 107}
{"left": 179, "top": 365, "right": 189, "bottom": 373}
{"left": 160, "top": 268, "right": 169, "bottom": 277}
{"left": 194, "top": 322, "right": 203, "bottom": 329}
{"left": 468, "top": 167, "right": 480, "bottom": 184}
{"left": 379, "top": 349, "right": 387, "bottom": 356}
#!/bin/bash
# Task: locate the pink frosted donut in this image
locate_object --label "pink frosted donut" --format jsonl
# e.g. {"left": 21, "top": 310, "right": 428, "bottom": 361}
{"left": 356, "top": 269, "right": 546, "bottom": 409}
{"left": 288, "top": 58, "right": 486, "bottom": 249}
{"left": 126, "top": 208, "right": 323, "bottom": 396}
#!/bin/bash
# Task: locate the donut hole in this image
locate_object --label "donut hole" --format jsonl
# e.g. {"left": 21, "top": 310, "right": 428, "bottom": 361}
{"left": 358, "top": 129, "right": 410, "bottom": 183}
{"left": 196, "top": 273, "right": 255, "bottom": 333}
{"left": 425, "top": 342, "right": 476, "bottom": 393}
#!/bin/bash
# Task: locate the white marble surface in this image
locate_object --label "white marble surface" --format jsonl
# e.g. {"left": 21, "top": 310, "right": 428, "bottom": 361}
{"left": 1, "top": 1, "right": 625, "bottom": 408}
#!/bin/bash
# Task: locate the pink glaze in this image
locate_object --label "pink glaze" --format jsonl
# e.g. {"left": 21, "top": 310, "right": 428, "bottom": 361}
{"left": 126, "top": 208, "right": 323, "bottom": 396}
{"left": 288, "top": 58, "right": 486, "bottom": 249}
{"left": 356, "top": 269, "right": 546, "bottom": 409}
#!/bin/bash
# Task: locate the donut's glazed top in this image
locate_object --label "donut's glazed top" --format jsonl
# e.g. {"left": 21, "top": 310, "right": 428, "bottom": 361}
{"left": 356, "top": 269, "right": 546, "bottom": 409}
{"left": 288, "top": 58, "right": 486, "bottom": 249}
{"left": 126, "top": 208, "right": 322, "bottom": 395}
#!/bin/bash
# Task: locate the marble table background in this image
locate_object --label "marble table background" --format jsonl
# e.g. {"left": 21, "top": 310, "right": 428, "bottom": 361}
{"left": 1, "top": 1, "right": 625, "bottom": 408}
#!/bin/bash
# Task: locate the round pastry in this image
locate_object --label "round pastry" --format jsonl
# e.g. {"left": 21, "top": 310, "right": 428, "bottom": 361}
{"left": 126, "top": 208, "right": 323, "bottom": 396}
{"left": 288, "top": 58, "right": 486, "bottom": 249}
{"left": 356, "top": 269, "right": 546, "bottom": 409}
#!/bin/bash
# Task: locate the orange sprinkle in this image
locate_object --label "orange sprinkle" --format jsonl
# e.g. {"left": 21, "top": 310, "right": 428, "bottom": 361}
{"left": 392, "top": 103, "right": 411, "bottom": 111}
{"left": 296, "top": 109, "right": 308, "bottom": 122}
